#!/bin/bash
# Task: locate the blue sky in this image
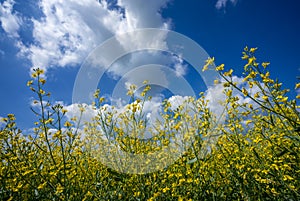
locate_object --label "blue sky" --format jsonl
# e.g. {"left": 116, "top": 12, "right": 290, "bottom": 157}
{"left": 0, "top": 0, "right": 299, "bottom": 130}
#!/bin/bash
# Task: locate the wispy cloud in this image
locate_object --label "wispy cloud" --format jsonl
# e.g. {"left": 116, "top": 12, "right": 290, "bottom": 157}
{"left": 215, "top": 0, "right": 238, "bottom": 10}
{"left": 0, "top": 0, "right": 22, "bottom": 38}
{"left": 0, "top": 49, "right": 4, "bottom": 58}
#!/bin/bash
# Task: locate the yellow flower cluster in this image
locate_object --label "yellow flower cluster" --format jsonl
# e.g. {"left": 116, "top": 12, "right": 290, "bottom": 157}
{"left": 0, "top": 49, "right": 299, "bottom": 200}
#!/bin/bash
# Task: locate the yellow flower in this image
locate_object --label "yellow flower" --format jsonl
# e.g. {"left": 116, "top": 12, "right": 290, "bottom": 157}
{"left": 249, "top": 47, "right": 258, "bottom": 53}
{"left": 100, "top": 97, "right": 105, "bottom": 103}
{"left": 27, "top": 80, "right": 33, "bottom": 86}
{"left": 127, "top": 90, "right": 134, "bottom": 96}
{"left": 31, "top": 72, "right": 38, "bottom": 78}
{"left": 173, "top": 122, "right": 182, "bottom": 130}
{"left": 93, "top": 89, "right": 100, "bottom": 98}
{"left": 262, "top": 96, "right": 268, "bottom": 101}
{"left": 174, "top": 113, "right": 179, "bottom": 119}
{"left": 39, "top": 89, "right": 45, "bottom": 95}
{"left": 23, "top": 170, "right": 34, "bottom": 176}
{"left": 223, "top": 69, "right": 233, "bottom": 77}
{"left": 162, "top": 187, "right": 170, "bottom": 193}
{"left": 187, "top": 178, "right": 193, "bottom": 183}
{"left": 281, "top": 97, "right": 288, "bottom": 103}
{"left": 36, "top": 68, "right": 44, "bottom": 75}
{"left": 206, "top": 57, "right": 215, "bottom": 65}
{"left": 271, "top": 188, "right": 278, "bottom": 195}
{"left": 216, "top": 64, "right": 224, "bottom": 71}
{"left": 223, "top": 82, "right": 230, "bottom": 87}
{"left": 39, "top": 78, "right": 46, "bottom": 85}
{"left": 44, "top": 118, "right": 54, "bottom": 124}
{"left": 244, "top": 57, "right": 256, "bottom": 70}
{"left": 38, "top": 182, "right": 47, "bottom": 190}
{"left": 245, "top": 120, "right": 252, "bottom": 125}
{"left": 295, "top": 83, "right": 300, "bottom": 89}
{"left": 64, "top": 121, "right": 72, "bottom": 127}
{"left": 7, "top": 197, "right": 13, "bottom": 201}
{"left": 262, "top": 62, "right": 270, "bottom": 68}
{"left": 55, "top": 184, "right": 64, "bottom": 194}
{"left": 7, "top": 114, "right": 15, "bottom": 121}
{"left": 283, "top": 175, "right": 293, "bottom": 181}
{"left": 241, "top": 54, "right": 249, "bottom": 60}
{"left": 53, "top": 130, "right": 61, "bottom": 138}
{"left": 133, "top": 191, "right": 141, "bottom": 197}
{"left": 248, "top": 57, "right": 255, "bottom": 64}
{"left": 226, "top": 90, "right": 232, "bottom": 97}
{"left": 202, "top": 57, "right": 215, "bottom": 71}
{"left": 263, "top": 78, "right": 274, "bottom": 84}
{"left": 83, "top": 191, "right": 94, "bottom": 201}
{"left": 202, "top": 64, "right": 209, "bottom": 72}
{"left": 242, "top": 88, "right": 248, "bottom": 96}
{"left": 249, "top": 82, "right": 253, "bottom": 88}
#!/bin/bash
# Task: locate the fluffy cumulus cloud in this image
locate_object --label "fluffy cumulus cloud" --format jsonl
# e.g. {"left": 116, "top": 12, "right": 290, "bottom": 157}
{"left": 57, "top": 74, "right": 262, "bottom": 135}
{"left": 205, "top": 82, "right": 226, "bottom": 119}
{"left": 13, "top": 0, "right": 191, "bottom": 100}
{"left": 18, "top": 0, "right": 120, "bottom": 70}
{"left": 61, "top": 94, "right": 190, "bottom": 139}
{"left": 16, "top": 0, "right": 172, "bottom": 72}
{"left": 0, "top": 0, "right": 21, "bottom": 37}
{"left": 7, "top": 0, "right": 200, "bottom": 137}
{"left": 46, "top": 73, "right": 264, "bottom": 147}
{"left": 117, "top": 0, "right": 169, "bottom": 31}
{"left": 63, "top": 103, "right": 97, "bottom": 126}
{"left": 6, "top": 0, "right": 251, "bottom": 135}
{"left": 215, "top": 0, "right": 238, "bottom": 10}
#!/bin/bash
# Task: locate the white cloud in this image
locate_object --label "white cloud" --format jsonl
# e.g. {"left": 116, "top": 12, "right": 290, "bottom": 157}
{"left": 173, "top": 55, "right": 187, "bottom": 77}
{"left": 168, "top": 95, "right": 189, "bottom": 110}
{"left": 17, "top": 0, "right": 172, "bottom": 73}
{"left": 56, "top": 74, "right": 265, "bottom": 139}
{"left": 19, "top": 0, "right": 117, "bottom": 70}
{"left": 64, "top": 103, "right": 97, "bottom": 126}
{"left": 56, "top": 73, "right": 266, "bottom": 150}
{"left": 14, "top": 0, "right": 189, "bottom": 100}
{"left": 0, "top": 0, "right": 21, "bottom": 37}
{"left": 215, "top": 0, "right": 238, "bottom": 10}
{"left": 117, "top": 0, "right": 170, "bottom": 31}
{"left": 205, "top": 82, "right": 226, "bottom": 119}
{"left": 205, "top": 75, "right": 261, "bottom": 120}
{"left": 9, "top": 0, "right": 188, "bottom": 101}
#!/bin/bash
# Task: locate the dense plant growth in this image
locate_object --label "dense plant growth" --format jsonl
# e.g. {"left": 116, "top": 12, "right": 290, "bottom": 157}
{"left": 1, "top": 47, "right": 299, "bottom": 200}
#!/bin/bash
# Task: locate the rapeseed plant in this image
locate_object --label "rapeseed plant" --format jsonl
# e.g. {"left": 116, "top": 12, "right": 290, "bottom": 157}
{"left": 0, "top": 48, "right": 299, "bottom": 200}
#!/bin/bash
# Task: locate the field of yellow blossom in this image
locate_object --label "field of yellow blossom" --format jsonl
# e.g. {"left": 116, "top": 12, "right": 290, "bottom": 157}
{"left": 1, "top": 47, "right": 299, "bottom": 200}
